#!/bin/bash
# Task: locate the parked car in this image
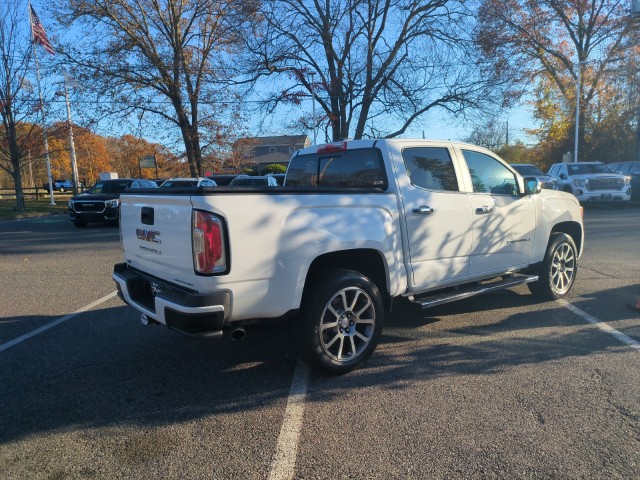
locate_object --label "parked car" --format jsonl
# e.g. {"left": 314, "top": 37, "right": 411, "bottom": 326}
{"left": 158, "top": 177, "right": 217, "bottom": 188}
{"left": 68, "top": 178, "right": 158, "bottom": 227}
{"left": 608, "top": 161, "right": 640, "bottom": 201}
{"left": 228, "top": 175, "right": 278, "bottom": 187}
{"left": 207, "top": 174, "right": 238, "bottom": 186}
{"left": 548, "top": 161, "right": 631, "bottom": 204}
{"left": 510, "top": 164, "right": 558, "bottom": 190}
{"left": 42, "top": 179, "right": 83, "bottom": 192}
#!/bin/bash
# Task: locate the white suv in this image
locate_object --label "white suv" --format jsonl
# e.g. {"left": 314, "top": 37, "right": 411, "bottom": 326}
{"left": 548, "top": 161, "right": 630, "bottom": 204}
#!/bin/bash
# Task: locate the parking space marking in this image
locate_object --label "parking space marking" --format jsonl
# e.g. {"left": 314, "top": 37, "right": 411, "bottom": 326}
{"left": 268, "top": 359, "right": 310, "bottom": 480}
{"left": 0, "top": 291, "right": 118, "bottom": 353}
{"left": 558, "top": 299, "right": 640, "bottom": 351}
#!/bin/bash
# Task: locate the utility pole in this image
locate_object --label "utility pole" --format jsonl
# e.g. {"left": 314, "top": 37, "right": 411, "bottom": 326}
{"left": 57, "top": 78, "right": 80, "bottom": 195}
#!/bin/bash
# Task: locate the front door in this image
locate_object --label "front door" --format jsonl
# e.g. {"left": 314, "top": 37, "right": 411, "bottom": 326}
{"left": 398, "top": 145, "right": 473, "bottom": 288}
{"left": 459, "top": 149, "right": 536, "bottom": 276}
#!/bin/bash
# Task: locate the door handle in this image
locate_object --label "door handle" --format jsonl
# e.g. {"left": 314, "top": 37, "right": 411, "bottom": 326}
{"left": 475, "top": 206, "right": 493, "bottom": 214}
{"left": 412, "top": 206, "right": 434, "bottom": 215}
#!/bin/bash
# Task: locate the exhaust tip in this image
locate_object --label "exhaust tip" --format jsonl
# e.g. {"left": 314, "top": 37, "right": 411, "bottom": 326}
{"left": 230, "top": 327, "right": 247, "bottom": 341}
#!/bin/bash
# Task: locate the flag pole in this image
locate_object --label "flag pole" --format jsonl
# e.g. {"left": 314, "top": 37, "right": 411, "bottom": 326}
{"left": 29, "top": 1, "right": 55, "bottom": 205}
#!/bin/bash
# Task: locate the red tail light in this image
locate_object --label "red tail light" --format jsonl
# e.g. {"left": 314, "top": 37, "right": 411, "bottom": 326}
{"left": 192, "top": 210, "right": 227, "bottom": 274}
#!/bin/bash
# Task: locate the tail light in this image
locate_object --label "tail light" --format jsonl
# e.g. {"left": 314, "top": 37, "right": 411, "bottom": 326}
{"left": 192, "top": 210, "right": 227, "bottom": 274}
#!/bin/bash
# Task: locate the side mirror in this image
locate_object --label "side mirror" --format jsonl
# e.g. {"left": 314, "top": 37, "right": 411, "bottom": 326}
{"left": 523, "top": 177, "right": 542, "bottom": 195}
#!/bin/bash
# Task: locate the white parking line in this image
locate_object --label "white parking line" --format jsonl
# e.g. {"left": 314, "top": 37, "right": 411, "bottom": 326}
{"left": 268, "top": 359, "right": 310, "bottom": 480}
{"left": 558, "top": 299, "right": 640, "bottom": 351}
{"left": 0, "top": 291, "right": 118, "bottom": 352}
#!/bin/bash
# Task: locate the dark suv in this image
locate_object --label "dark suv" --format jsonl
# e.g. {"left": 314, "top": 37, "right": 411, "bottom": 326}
{"left": 608, "top": 161, "right": 640, "bottom": 201}
{"left": 68, "top": 178, "right": 158, "bottom": 227}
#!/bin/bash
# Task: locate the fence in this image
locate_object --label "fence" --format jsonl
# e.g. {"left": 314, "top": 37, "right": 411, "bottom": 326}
{"left": 0, "top": 187, "right": 75, "bottom": 200}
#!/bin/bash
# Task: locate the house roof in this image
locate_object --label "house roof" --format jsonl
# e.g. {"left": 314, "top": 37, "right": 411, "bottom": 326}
{"left": 234, "top": 135, "right": 310, "bottom": 148}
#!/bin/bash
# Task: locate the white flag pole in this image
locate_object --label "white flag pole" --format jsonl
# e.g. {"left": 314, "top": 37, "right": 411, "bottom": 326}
{"left": 29, "top": 1, "right": 55, "bottom": 205}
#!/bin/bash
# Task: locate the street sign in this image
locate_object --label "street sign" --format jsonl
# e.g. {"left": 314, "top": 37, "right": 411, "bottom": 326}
{"left": 139, "top": 155, "right": 156, "bottom": 169}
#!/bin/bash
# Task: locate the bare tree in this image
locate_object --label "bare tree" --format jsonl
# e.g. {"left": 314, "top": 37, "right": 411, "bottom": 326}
{"left": 246, "top": 0, "right": 502, "bottom": 141}
{"left": 55, "top": 0, "right": 257, "bottom": 176}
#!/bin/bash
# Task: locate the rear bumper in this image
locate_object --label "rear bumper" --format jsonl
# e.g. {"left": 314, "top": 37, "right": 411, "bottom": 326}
{"left": 112, "top": 263, "right": 231, "bottom": 338}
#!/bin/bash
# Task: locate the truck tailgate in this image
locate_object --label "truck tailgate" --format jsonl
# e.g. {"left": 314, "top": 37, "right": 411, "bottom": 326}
{"left": 120, "top": 193, "right": 199, "bottom": 289}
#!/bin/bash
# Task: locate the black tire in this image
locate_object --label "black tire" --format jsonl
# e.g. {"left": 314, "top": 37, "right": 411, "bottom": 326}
{"left": 528, "top": 233, "right": 578, "bottom": 299}
{"left": 297, "top": 269, "right": 384, "bottom": 374}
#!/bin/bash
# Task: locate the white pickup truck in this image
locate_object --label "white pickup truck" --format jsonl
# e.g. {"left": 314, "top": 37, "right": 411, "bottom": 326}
{"left": 113, "top": 139, "right": 584, "bottom": 373}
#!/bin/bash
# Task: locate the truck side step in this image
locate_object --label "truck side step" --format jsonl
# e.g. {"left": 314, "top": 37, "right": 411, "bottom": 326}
{"left": 410, "top": 275, "right": 539, "bottom": 309}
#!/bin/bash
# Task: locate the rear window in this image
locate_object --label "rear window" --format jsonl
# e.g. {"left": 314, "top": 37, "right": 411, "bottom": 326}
{"left": 286, "top": 148, "right": 388, "bottom": 189}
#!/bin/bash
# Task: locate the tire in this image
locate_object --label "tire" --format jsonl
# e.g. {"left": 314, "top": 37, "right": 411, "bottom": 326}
{"left": 528, "top": 233, "right": 578, "bottom": 299}
{"left": 297, "top": 269, "right": 384, "bottom": 374}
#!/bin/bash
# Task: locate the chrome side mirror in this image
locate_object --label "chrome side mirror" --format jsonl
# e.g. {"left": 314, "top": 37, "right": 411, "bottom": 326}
{"left": 523, "top": 177, "right": 542, "bottom": 195}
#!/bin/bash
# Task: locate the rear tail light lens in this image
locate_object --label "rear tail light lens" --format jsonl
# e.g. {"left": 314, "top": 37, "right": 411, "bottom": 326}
{"left": 192, "top": 210, "right": 227, "bottom": 274}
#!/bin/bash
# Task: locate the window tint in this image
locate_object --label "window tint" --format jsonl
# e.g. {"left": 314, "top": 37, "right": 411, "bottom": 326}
{"left": 462, "top": 150, "right": 517, "bottom": 195}
{"left": 567, "top": 163, "right": 610, "bottom": 175}
{"left": 402, "top": 147, "right": 458, "bottom": 191}
{"left": 102, "top": 181, "right": 133, "bottom": 194}
{"left": 286, "top": 148, "right": 387, "bottom": 189}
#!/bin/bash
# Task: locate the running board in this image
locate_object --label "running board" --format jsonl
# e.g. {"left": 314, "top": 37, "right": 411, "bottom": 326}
{"left": 410, "top": 275, "right": 539, "bottom": 309}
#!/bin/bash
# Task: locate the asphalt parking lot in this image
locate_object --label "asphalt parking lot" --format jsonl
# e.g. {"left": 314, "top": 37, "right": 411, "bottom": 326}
{"left": 0, "top": 207, "right": 639, "bottom": 479}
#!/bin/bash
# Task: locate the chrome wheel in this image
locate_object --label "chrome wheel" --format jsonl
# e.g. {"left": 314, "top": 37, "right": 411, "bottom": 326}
{"left": 528, "top": 233, "right": 578, "bottom": 299}
{"left": 550, "top": 241, "right": 576, "bottom": 294}
{"left": 319, "top": 287, "right": 376, "bottom": 362}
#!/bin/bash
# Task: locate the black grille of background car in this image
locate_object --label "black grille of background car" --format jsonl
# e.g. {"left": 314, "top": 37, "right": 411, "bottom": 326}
{"left": 73, "top": 201, "right": 106, "bottom": 212}
{"left": 541, "top": 181, "right": 555, "bottom": 189}
{"left": 587, "top": 178, "right": 624, "bottom": 191}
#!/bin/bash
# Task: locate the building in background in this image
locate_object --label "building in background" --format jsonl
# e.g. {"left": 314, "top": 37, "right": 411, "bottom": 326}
{"left": 233, "top": 135, "right": 310, "bottom": 174}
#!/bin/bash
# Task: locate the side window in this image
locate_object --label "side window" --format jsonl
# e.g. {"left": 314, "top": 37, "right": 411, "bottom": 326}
{"left": 631, "top": 163, "right": 640, "bottom": 175}
{"left": 548, "top": 165, "right": 558, "bottom": 176}
{"left": 131, "top": 181, "right": 141, "bottom": 189}
{"left": 462, "top": 150, "right": 517, "bottom": 195}
{"left": 402, "top": 147, "right": 459, "bottom": 192}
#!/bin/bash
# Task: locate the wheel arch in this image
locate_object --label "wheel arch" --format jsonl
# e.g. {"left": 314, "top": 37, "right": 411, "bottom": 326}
{"left": 550, "top": 221, "right": 583, "bottom": 256}
{"left": 301, "top": 249, "right": 391, "bottom": 310}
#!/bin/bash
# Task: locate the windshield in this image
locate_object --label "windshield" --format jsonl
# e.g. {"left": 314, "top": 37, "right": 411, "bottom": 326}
{"left": 87, "top": 181, "right": 132, "bottom": 194}
{"left": 567, "top": 163, "right": 612, "bottom": 175}
{"left": 512, "top": 165, "right": 544, "bottom": 176}
{"left": 160, "top": 180, "right": 198, "bottom": 188}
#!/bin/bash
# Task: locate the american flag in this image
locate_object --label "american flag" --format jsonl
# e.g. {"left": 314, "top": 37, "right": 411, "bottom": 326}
{"left": 29, "top": 5, "right": 55, "bottom": 55}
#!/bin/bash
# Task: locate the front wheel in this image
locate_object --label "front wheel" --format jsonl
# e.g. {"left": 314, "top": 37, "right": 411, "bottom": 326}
{"left": 297, "top": 269, "right": 384, "bottom": 374}
{"left": 528, "top": 233, "right": 578, "bottom": 299}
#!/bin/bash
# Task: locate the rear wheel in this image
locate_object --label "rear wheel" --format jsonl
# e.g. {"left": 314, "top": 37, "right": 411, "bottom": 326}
{"left": 297, "top": 269, "right": 384, "bottom": 374}
{"left": 528, "top": 233, "right": 578, "bottom": 299}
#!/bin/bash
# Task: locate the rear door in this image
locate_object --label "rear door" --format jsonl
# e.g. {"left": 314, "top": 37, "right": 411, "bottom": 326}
{"left": 395, "top": 144, "right": 473, "bottom": 288}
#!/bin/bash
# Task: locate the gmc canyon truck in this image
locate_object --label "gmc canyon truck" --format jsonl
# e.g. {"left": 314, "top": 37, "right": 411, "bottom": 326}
{"left": 113, "top": 139, "right": 584, "bottom": 374}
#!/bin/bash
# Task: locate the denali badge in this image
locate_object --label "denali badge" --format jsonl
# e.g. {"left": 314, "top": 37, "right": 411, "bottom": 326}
{"left": 136, "top": 228, "right": 161, "bottom": 244}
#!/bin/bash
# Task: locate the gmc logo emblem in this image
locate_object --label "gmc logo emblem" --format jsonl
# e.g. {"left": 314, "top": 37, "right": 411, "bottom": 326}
{"left": 136, "top": 228, "right": 161, "bottom": 244}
